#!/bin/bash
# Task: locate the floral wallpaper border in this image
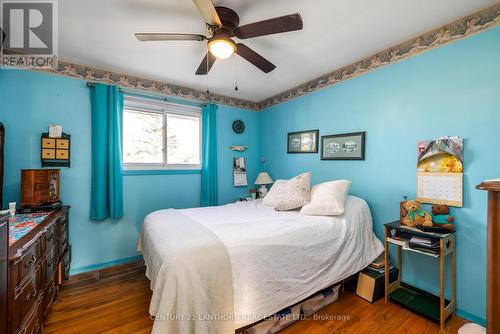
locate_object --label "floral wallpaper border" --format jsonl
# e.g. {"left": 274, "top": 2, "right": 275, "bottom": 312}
{"left": 256, "top": 3, "right": 500, "bottom": 110}
{"left": 41, "top": 61, "right": 259, "bottom": 110}
{"left": 34, "top": 3, "right": 499, "bottom": 111}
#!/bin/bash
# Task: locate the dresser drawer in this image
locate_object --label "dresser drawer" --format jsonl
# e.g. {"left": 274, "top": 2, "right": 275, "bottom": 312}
{"left": 45, "top": 246, "right": 57, "bottom": 282}
{"left": 60, "top": 215, "right": 68, "bottom": 235}
{"left": 16, "top": 299, "right": 42, "bottom": 334}
{"left": 60, "top": 228, "right": 68, "bottom": 253}
{"left": 42, "top": 277, "right": 57, "bottom": 318}
{"left": 33, "top": 172, "right": 48, "bottom": 183}
{"left": 61, "top": 247, "right": 71, "bottom": 281}
{"left": 14, "top": 265, "right": 40, "bottom": 331}
{"left": 44, "top": 223, "right": 57, "bottom": 253}
{"left": 34, "top": 183, "right": 48, "bottom": 191}
{"left": 33, "top": 190, "right": 49, "bottom": 203}
{"left": 13, "top": 241, "right": 40, "bottom": 288}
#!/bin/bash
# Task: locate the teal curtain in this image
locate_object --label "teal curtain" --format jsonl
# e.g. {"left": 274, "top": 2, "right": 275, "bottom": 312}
{"left": 201, "top": 103, "right": 218, "bottom": 207}
{"left": 89, "top": 84, "right": 124, "bottom": 220}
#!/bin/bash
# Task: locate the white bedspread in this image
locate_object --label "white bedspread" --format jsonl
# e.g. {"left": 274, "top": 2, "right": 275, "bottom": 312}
{"left": 139, "top": 196, "right": 383, "bottom": 331}
{"left": 139, "top": 209, "right": 234, "bottom": 334}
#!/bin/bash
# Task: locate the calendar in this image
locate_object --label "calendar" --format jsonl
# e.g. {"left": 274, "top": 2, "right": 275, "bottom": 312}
{"left": 417, "top": 172, "right": 463, "bottom": 207}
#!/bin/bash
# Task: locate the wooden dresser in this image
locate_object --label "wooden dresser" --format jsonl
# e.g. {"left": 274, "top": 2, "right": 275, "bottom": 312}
{"left": 8, "top": 206, "right": 71, "bottom": 334}
{"left": 1, "top": 215, "right": 8, "bottom": 334}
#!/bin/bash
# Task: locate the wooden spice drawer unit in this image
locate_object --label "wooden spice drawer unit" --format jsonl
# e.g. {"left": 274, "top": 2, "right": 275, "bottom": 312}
{"left": 8, "top": 206, "right": 71, "bottom": 334}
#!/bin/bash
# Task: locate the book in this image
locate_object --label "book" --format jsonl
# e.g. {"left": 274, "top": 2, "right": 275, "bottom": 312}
{"left": 410, "top": 236, "right": 431, "bottom": 245}
{"left": 400, "top": 224, "right": 450, "bottom": 238}
{"left": 387, "top": 236, "right": 409, "bottom": 247}
{"left": 409, "top": 236, "right": 439, "bottom": 250}
{"left": 365, "top": 264, "right": 394, "bottom": 274}
{"left": 368, "top": 254, "right": 386, "bottom": 269}
{"left": 406, "top": 246, "right": 439, "bottom": 255}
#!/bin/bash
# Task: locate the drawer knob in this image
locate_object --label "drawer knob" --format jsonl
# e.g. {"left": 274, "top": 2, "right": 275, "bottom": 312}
{"left": 34, "top": 320, "right": 41, "bottom": 334}
{"left": 48, "top": 282, "right": 56, "bottom": 294}
{"left": 25, "top": 288, "right": 37, "bottom": 302}
{"left": 24, "top": 255, "right": 37, "bottom": 267}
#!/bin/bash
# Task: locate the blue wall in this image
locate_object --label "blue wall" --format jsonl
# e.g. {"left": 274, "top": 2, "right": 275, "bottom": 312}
{"left": 259, "top": 27, "right": 500, "bottom": 322}
{"left": 0, "top": 69, "right": 260, "bottom": 274}
{"left": 217, "top": 105, "right": 260, "bottom": 205}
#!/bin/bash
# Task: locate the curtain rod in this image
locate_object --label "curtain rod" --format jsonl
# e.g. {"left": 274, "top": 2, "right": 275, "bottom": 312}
{"left": 86, "top": 82, "right": 207, "bottom": 108}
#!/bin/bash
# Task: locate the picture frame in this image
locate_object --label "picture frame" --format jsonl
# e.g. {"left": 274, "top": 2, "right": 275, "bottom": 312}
{"left": 287, "top": 129, "right": 319, "bottom": 154}
{"left": 321, "top": 131, "right": 366, "bottom": 160}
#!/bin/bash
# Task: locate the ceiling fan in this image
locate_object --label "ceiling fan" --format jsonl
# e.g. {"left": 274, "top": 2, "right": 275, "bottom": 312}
{"left": 135, "top": 0, "right": 303, "bottom": 75}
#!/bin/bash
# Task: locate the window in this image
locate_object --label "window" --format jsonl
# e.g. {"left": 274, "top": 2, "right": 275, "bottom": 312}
{"left": 123, "top": 96, "right": 201, "bottom": 170}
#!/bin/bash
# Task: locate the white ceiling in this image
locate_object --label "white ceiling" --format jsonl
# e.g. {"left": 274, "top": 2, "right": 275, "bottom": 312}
{"left": 59, "top": 0, "right": 496, "bottom": 102}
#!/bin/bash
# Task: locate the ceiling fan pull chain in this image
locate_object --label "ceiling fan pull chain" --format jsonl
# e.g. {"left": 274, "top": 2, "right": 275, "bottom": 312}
{"left": 206, "top": 41, "right": 210, "bottom": 94}
{"left": 234, "top": 55, "right": 238, "bottom": 91}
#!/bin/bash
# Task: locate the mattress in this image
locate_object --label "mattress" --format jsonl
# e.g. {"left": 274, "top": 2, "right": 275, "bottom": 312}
{"left": 141, "top": 196, "right": 384, "bottom": 329}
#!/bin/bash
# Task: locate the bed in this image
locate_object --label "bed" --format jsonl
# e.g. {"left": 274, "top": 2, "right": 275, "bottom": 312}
{"left": 138, "top": 195, "right": 384, "bottom": 333}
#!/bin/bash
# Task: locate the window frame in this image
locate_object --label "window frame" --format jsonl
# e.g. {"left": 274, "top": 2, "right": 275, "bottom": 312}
{"left": 122, "top": 95, "right": 202, "bottom": 171}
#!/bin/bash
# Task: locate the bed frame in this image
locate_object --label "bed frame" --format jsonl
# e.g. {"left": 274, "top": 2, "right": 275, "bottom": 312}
{"left": 236, "top": 273, "right": 357, "bottom": 334}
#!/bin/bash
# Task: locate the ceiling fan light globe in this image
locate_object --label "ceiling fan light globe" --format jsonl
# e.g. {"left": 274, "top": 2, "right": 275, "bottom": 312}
{"left": 208, "top": 39, "right": 236, "bottom": 59}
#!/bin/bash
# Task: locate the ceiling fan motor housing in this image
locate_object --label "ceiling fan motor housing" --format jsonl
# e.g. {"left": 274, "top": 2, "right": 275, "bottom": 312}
{"left": 214, "top": 6, "right": 240, "bottom": 35}
{"left": 206, "top": 7, "right": 240, "bottom": 59}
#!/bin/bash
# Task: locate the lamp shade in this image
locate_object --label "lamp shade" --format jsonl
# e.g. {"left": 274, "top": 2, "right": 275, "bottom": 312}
{"left": 255, "top": 172, "right": 273, "bottom": 185}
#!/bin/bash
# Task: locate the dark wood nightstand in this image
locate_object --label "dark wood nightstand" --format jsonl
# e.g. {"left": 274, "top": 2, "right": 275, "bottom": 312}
{"left": 384, "top": 221, "right": 456, "bottom": 331}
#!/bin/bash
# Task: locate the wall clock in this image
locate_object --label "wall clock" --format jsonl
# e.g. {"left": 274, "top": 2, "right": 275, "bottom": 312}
{"left": 232, "top": 120, "right": 245, "bottom": 134}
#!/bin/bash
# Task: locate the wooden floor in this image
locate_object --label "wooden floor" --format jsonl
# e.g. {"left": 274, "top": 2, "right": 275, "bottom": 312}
{"left": 43, "top": 261, "right": 467, "bottom": 334}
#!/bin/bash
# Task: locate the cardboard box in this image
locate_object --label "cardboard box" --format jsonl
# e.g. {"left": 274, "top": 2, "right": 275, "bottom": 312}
{"left": 356, "top": 267, "right": 399, "bottom": 303}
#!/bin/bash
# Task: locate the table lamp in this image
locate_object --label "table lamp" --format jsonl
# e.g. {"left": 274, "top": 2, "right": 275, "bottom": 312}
{"left": 255, "top": 172, "right": 274, "bottom": 198}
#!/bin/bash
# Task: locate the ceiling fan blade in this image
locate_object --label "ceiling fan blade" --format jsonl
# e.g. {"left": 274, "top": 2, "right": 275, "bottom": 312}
{"left": 236, "top": 43, "right": 276, "bottom": 73}
{"left": 195, "top": 52, "right": 217, "bottom": 75}
{"left": 135, "top": 33, "right": 207, "bottom": 42}
{"left": 235, "top": 13, "right": 303, "bottom": 39}
{"left": 192, "top": 0, "right": 222, "bottom": 26}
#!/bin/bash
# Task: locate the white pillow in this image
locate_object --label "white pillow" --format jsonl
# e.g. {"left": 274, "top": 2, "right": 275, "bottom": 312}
{"left": 273, "top": 172, "right": 312, "bottom": 211}
{"left": 300, "top": 180, "right": 351, "bottom": 216}
{"left": 262, "top": 180, "right": 287, "bottom": 207}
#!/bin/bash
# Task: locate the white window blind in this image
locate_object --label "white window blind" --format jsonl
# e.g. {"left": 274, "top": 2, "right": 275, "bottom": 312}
{"left": 122, "top": 95, "right": 202, "bottom": 170}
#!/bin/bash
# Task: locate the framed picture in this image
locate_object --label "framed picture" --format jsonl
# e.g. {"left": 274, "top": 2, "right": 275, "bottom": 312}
{"left": 321, "top": 132, "right": 366, "bottom": 160}
{"left": 287, "top": 130, "right": 319, "bottom": 154}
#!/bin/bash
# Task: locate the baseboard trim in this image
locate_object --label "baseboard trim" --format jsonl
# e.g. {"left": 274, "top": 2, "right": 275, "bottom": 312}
{"left": 456, "top": 309, "right": 486, "bottom": 327}
{"left": 69, "top": 255, "right": 144, "bottom": 276}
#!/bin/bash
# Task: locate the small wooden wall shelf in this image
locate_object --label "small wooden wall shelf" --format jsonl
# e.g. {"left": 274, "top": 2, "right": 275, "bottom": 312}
{"left": 41, "top": 132, "right": 71, "bottom": 167}
{"left": 384, "top": 221, "right": 456, "bottom": 331}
